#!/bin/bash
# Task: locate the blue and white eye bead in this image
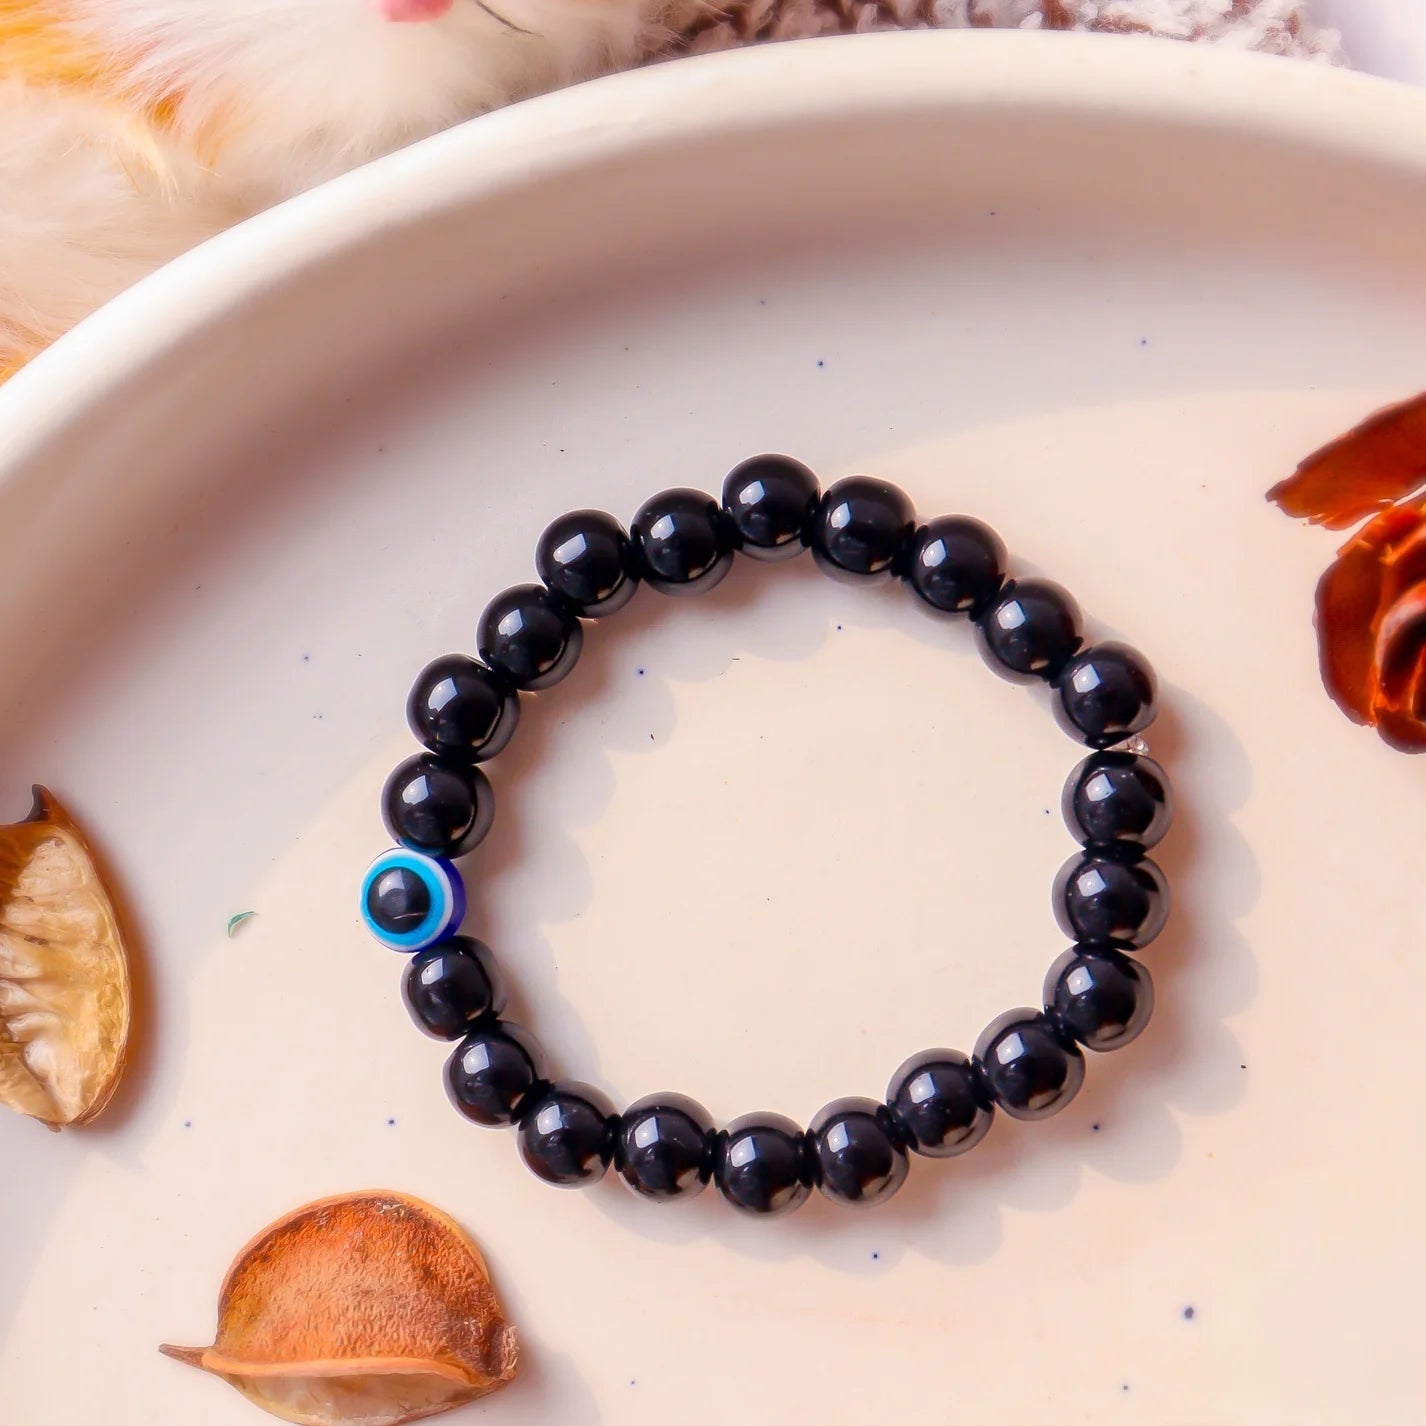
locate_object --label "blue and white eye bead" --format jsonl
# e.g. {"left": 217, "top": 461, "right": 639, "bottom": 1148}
{"left": 360, "top": 848, "right": 466, "bottom": 952}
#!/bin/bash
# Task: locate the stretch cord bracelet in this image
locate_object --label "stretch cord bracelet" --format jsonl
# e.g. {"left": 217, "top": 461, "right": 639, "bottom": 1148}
{"left": 359, "top": 456, "right": 1173, "bottom": 1215}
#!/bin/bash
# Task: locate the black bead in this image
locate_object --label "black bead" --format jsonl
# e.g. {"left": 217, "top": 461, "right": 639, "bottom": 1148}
{"left": 445, "top": 1021, "right": 545, "bottom": 1126}
{"left": 976, "top": 578, "right": 1082, "bottom": 682}
{"left": 713, "top": 1113, "right": 812, "bottom": 1217}
{"left": 382, "top": 754, "right": 494, "bottom": 857}
{"left": 974, "top": 1010, "right": 1085, "bottom": 1121}
{"left": 904, "top": 516, "right": 1006, "bottom": 615}
{"left": 477, "top": 584, "right": 584, "bottom": 690}
{"left": 807, "top": 1097, "right": 909, "bottom": 1207}
{"left": 1045, "top": 947, "right": 1154, "bottom": 1052}
{"left": 404, "top": 937, "right": 506, "bottom": 1040}
{"left": 721, "top": 454, "right": 819, "bottom": 561}
{"left": 810, "top": 476, "right": 915, "bottom": 581}
{"left": 407, "top": 655, "right": 519, "bottom": 763}
{"left": 518, "top": 1081, "right": 616, "bottom": 1187}
{"left": 535, "top": 509, "right": 639, "bottom": 617}
{"left": 614, "top": 1093, "right": 713, "bottom": 1201}
{"left": 886, "top": 1049, "right": 994, "bottom": 1158}
{"left": 630, "top": 488, "right": 735, "bottom": 595}
{"left": 1063, "top": 751, "right": 1173, "bottom": 852}
{"left": 1055, "top": 642, "right": 1159, "bottom": 747}
{"left": 365, "top": 863, "right": 430, "bottom": 936}
{"left": 1055, "top": 850, "right": 1169, "bottom": 949}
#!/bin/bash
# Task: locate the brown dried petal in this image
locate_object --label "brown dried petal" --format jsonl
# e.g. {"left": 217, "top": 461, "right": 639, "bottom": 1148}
{"left": 162, "top": 1191, "right": 518, "bottom": 1426}
{"left": 0, "top": 787, "right": 131, "bottom": 1127}
{"left": 1269, "top": 391, "right": 1426, "bottom": 530}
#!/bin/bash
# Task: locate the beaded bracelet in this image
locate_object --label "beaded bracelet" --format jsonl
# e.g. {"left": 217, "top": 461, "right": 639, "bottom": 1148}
{"left": 360, "top": 456, "right": 1172, "bottom": 1215}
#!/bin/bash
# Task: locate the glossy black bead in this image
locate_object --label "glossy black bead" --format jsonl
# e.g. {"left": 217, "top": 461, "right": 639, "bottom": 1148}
{"left": 407, "top": 655, "right": 519, "bottom": 763}
{"left": 810, "top": 476, "right": 915, "bottom": 581}
{"left": 535, "top": 509, "right": 638, "bottom": 616}
{"left": 1063, "top": 751, "right": 1173, "bottom": 852}
{"left": 904, "top": 516, "right": 1007, "bottom": 615}
{"left": 365, "top": 862, "right": 429, "bottom": 935}
{"left": 404, "top": 937, "right": 506, "bottom": 1040}
{"left": 518, "top": 1081, "right": 616, "bottom": 1187}
{"left": 445, "top": 1021, "right": 546, "bottom": 1126}
{"left": 974, "top": 1009, "right": 1085, "bottom": 1121}
{"left": 614, "top": 1093, "right": 713, "bottom": 1201}
{"left": 1055, "top": 850, "right": 1170, "bottom": 949}
{"left": 720, "top": 453, "right": 819, "bottom": 561}
{"left": 976, "top": 578, "right": 1083, "bottom": 683}
{"left": 713, "top": 1113, "right": 812, "bottom": 1217}
{"left": 630, "top": 488, "right": 734, "bottom": 595}
{"left": 1055, "top": 641, "right": 1159, "bottom": 747}
{"left": 477, "top": 583, "right": 583, "bottom": 690}
{"left": 382, "top": 754, "right": 494, "bottom": 857}
{"left": 886, "top": 1049, "right": 994, "bottom": 1158}
{"left": 1046, "top": 947, "right": 1154, "bottom": 1052}
{"left": 808, "top": 1097, "right": 909, "bottom": 1207}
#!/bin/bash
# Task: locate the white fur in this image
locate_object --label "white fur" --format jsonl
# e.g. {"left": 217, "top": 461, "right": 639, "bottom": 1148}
{"left": 0, "top": 80, "right": 234, "bottom": 372}
{"left": 0, "top": 0, "right": 651, "bottom": 373}
{"left": 67, "top": 0, "right": 652, "bottom": 200}
{"left": 0, "top": 0, "right": 1335, "bottom": 377}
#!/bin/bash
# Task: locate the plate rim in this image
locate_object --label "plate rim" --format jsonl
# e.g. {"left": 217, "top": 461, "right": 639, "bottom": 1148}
{"left": 2, "top": 30, "right": 1424, "bottom": 473}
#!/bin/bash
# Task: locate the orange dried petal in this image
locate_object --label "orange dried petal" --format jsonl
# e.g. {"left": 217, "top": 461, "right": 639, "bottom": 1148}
{"left": 162, "top": 1191, "right": 518, "bottom": 1426}
{"left": 1377, "top": 507, "right": 1426, "bottom": 604}
{"left": 1314, "top": 525, "right": 1390, "bottom": 727}
{"left": 1268, "top": 392, "right": 1426, "bottom": 530}
{"left": 1373, "top": 582, "right": 1426, "bottom": 751}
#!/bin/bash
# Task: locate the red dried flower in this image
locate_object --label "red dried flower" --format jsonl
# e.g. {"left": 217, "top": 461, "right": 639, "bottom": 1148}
{"left": 1270, "top": 392, "right": 1426, "bottom": 752}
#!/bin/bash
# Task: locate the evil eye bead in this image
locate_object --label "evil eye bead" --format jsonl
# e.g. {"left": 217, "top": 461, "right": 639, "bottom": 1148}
{"left": 361, "top": 847, "right": 465, "bottom": 952}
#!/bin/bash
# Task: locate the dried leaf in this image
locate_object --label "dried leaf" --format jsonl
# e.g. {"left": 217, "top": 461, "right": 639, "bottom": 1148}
{"left": 162, "top": 1191, "right": 519, "bottom": 1426}
{"left": 0, "top": 786, "right": 131, "bottom": 1127}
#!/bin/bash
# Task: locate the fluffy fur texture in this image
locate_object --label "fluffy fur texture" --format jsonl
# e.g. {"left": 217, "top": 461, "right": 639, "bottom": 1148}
{"left": 0, "top": 0, "right": 1338, "bottom": 380}
{"left": 675, "top": 0, "right": 1337, "bottom": 57}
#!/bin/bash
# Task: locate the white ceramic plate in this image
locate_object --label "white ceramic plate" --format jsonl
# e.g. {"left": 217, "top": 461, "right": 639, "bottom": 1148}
{"left": 2, "top": 31, "right": 1425, "bottom": 1425}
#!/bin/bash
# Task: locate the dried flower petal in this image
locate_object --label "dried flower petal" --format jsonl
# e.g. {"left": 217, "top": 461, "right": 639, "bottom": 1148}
{"left": 1269, "top": 392, "right": 1426, "bottom": 530}
{"left": 162, "top": 1191, "right": 518, "bottom": 1426}
{"left": 1314, "top": 513, "right": 1404, "bottom": 727}
{"left": 1313, "top": 501, "right": 1426, "bottom": 751}
{"left": 1374, "top": 581, "right": 1426, "bottom": 751}
{"left": 1277, "top": 393, "right": 1426, "bottom": 533}
{"left": 0, "top": 787, "right": 132, "bottom": 1127}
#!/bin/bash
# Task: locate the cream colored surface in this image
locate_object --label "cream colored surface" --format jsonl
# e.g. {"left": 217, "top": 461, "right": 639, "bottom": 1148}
{"left": 0, "top": 33, "right": 1423, "bottom": 1425}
